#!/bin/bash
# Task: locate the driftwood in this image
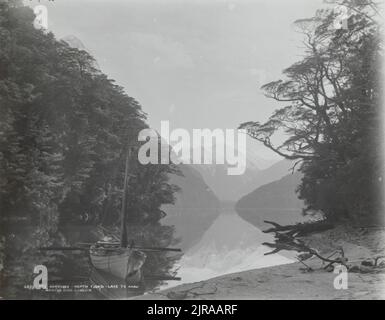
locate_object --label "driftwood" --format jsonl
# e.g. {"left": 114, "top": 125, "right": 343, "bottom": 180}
{"left": 262, "top": 240, "right": 347, "bottom": 267}
{"left": 262, "top": 220, "right": 347, "bottom": 268}
{"left": 262, "top": 220, "right": 385, "bottom": 274}
{"left": 263, "top": 220, "right": 334, "bottom": 236}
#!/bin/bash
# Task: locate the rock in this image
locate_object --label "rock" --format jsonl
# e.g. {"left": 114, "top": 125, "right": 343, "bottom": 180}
{"left": 231, "top": 277, "right": 243, "bottom": 282}
{"left": 374, "top": 255, "right": 385, "bottom": 267}
{"left": 166, "top": 291, "right": 188, "bottom": 300}
{"left": 325, "top": 265, "right": 334, "bottom": 272}
{"left": 361, "top": 259, "right": 374, "bottom": 267}
{"left": 299, "top": 267, "right": 314, "bottom": 273}
{"left": 359, "top": 265, "right": 375, "bottom": 274}
{"left": 348, "top": 265, "right": 361, "bottom": 273}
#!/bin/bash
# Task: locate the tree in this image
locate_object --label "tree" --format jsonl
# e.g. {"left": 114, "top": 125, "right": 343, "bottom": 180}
{"left": 240, "top": 0, "right": 383, "bottom": 224}
{"left": 0, "top": 1, "right": 181, "bottom": 297}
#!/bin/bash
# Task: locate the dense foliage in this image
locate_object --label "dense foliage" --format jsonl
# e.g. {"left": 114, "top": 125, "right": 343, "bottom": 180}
{"left": 0, "top": 0, "right": 180, "bottom": 297}
{"left": 241, "top": 0, "right": 383, "bottom": 225}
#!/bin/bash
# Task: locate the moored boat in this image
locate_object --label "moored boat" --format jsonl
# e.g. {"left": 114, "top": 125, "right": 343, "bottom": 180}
{"left": 90, "top": 242, "right": 146, "bottom": 281}
{"left": 39, "top": 145, "right": 180, "bottom": 287}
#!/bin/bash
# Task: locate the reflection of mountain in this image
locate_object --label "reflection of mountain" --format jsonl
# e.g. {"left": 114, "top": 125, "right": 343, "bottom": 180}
{"left": 174, "top": 212, "right": 293, "bottom": 285}
{"left": 236, "top": 172, "right": 307, "bottom": 230}
{"left": 161, "top": 156, "right": 298, "bottom": 250}
{"left": 162, "top": 164, "right": 221, "bottom": 250}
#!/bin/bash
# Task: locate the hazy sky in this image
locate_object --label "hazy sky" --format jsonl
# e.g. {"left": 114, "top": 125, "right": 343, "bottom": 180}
{"left": 28, "top": 0, "right": 327, "bottom": 160}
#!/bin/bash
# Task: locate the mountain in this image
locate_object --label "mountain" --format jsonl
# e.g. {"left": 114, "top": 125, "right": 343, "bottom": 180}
{"left": 184, "top": 144, "right": 293, "bottom": 202}
{"left": 185, "top": 142, "right": 265, "bottom": 201}
{"left": 61, "top": 35, "right": 87, "bottom": 50}
{"left": 61, "top": 35, "right": 100, "bottom": 69}
{"left": 235, "top": 172, "right": 308, "bottom": 230}
{"left": 162, "top": 164, "right": 221, "bottom": 250}
{"left": 191, "top": 163, "right": 260, "bottom": 202}
{"left": 244, "top": 141, "right": 281, "bottom": 170}
{"left": 250, "top": 159, "right": 296, "bottom": 190}
{"left": 190, "top": 159, "right": 295, "bottom": 202}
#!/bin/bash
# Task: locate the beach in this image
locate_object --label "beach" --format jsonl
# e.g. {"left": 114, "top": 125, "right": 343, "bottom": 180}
{"left": 136, "top": 227, "right": 385, "bottom": 300}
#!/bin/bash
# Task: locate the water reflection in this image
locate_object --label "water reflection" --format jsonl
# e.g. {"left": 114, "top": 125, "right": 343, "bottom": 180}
{"left": 163, "top": 209, "right": 295, "bottom": 289}
{"left": 2, "top": 208, "right": 295, "bottom": 299}
{"left": 2, "top": 224, "right": 151, "bottom": 299}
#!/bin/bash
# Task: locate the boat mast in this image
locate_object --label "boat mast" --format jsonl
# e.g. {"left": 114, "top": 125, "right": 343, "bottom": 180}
{"left": 120, "top": 145, "right": 131, "bottom": 248}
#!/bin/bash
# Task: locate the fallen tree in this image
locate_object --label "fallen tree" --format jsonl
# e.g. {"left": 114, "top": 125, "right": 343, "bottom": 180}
{"left": 263, "top": 220, "right": 334, "bottom": 236}
{"left": 262, "top": 220, "right": 347, "bottom": 269}
{"left": 261, "top": 220, "right": 385, "bottom": 274}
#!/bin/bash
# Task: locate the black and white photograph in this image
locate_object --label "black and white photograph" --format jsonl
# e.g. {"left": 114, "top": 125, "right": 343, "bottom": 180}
{"left": 0, "top": 0, "right": 384, "bottom": 302}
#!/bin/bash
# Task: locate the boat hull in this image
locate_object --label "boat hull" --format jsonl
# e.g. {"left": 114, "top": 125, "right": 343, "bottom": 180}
{"left": 90, "top": 246, "right": 146, "bottom": 280}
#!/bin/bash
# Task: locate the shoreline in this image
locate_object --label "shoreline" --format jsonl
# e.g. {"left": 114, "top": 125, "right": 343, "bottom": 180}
{"left": 135, "top": 227, "right": 385, "bottom": 300}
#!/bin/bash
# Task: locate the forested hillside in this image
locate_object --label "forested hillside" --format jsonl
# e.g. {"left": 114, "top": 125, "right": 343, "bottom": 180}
{"left": 0, "top": 1, "right": 180, "bottom": 297}
{"left": 236, "top": 172, "right": 307, "bottom": 229}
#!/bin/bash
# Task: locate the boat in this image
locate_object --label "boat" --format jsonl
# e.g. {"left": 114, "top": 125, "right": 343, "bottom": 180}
{"left": 40, "top": 144, "right": 181, "bottom": 289}
{"left": 90, "top": 242, "right": 146, "bottom": 282}
{"left": 89, "top": 145, "right": 146, "bottom": 283}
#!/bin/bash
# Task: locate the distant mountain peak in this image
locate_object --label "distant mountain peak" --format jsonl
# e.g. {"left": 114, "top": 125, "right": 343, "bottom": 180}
{"left": 61, "top": 35, "right": 87, "bottom": 50}
{"left": 61, "top": 35, "right": 100, "bottom": 69}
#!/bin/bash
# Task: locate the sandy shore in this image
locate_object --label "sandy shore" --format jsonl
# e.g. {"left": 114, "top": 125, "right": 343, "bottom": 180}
{"left": 136, "top": 227, "right": 385, "bottom": 300}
